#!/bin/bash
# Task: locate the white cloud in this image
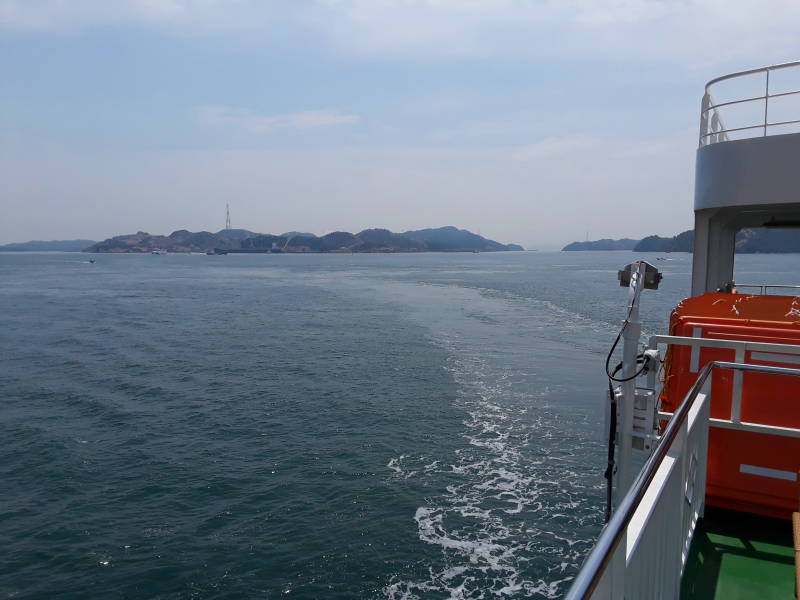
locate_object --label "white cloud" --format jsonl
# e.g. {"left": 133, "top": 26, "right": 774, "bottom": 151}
{"left": 0, "top": 0, "right": 187, "bottom": 29}
{"left": 3, "top": 0, "right": 800, "bottom": 67}
{"left": 193, "top": 105, "right": 359, "bottom": 133}
{"left": 309, "top": 0, "right": 800, "bottom": 65}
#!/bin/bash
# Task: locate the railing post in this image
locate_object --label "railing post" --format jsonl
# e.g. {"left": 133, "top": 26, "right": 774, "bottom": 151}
{"left": 673, "top": 405, "right": 690, "bottom": 587}
{"left": 696, "top": 380, "right": 710, "bottom": 521}
{"left": 731, "top": 347, "right": 744, "bottom": 424}
{"left": 764, "top": 69, "right": 770, "bottom": 136}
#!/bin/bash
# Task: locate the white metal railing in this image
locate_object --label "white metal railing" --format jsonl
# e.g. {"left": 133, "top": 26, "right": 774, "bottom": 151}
{"left": 648, "top": 334, "right": 800, "bottom": 437}
{"left": 566, "top": 361, "right": 800, "bottom": 600}
{"left": 699, "top": 60, "right": 800, "bottom": 147}
{"left": 734, "top": 284, "right": 800, "bottom": 295}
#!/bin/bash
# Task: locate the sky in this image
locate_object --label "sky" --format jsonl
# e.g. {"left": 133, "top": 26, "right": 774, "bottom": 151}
{"left": 2, "top": 1, "right": 800, "bottom": 249}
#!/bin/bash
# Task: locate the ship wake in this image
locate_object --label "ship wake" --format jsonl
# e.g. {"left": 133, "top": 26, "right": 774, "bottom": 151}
{"left": 385, "top": 335, "right": 601, "bottom": 599}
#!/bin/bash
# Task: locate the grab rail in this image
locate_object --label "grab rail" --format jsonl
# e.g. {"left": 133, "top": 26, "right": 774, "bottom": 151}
{"left": 700, "top": 60, "right": 800, "bottom": 147}
{"left": 565, "top": 360, "right": 800, "bottom": 600}
{"left": 647, "top": 334, "right": 800, "bottom": 427}
{"left": 734, "top": 284, "right": 800, "bottom": 295}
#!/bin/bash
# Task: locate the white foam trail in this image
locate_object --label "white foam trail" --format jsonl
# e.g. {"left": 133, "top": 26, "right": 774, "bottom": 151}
{"left": 387, "top": 455, "right": 420, "bottom": 479}
{"left": 382, "top": 312, "right": 609, "bottom": 600}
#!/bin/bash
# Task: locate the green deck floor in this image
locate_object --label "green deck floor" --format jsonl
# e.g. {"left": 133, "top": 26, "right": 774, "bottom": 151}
{"left": 681, "top": 507, "right": 796, "bottom": 599}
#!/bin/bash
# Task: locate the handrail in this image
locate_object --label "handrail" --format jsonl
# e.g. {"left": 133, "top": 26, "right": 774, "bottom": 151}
{"left": 699, "top": 60, "right": 800, "bottom": 147}
{"left": 650, "top": 334, "right": 800, "bottom": 353}
{"left": 705, "top": 60, "right": 800, "bottom": 91}
{"left": 734, "top": 284, "right": 800, "bottom": 295}
{"left": 700, "top": 118, "right": 800, "bottom": 141}
{"left": 565, "top": 360, "right": 800, "bottom": 600}
{"left": 700, "top": 118, "right": 800, "bottom": 140}
{"left": 702, "top": 89, "right": 800, "bottom": 114}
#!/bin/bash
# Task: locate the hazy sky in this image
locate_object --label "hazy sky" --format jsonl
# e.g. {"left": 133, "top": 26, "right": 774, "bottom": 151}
{"left": 2, "top": 1, "right": 800, "bottom": 248}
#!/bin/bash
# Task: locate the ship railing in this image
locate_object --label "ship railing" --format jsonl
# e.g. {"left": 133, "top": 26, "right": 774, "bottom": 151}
{"left": 648, "top": 335, "right": 800, "bottom": 436}
{"left": 565, "top": 361, "right": 800, "bottom": 600}
{"left": 733, "top": 284, "right": 800, "bottom": 296}
{"left": 700, "top": 60, "right": 800, "bottom": 147}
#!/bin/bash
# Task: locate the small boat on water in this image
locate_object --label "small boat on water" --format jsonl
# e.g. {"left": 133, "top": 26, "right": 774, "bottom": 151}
{"left": 151, "top": 249, "right": 167, "bottom": 255}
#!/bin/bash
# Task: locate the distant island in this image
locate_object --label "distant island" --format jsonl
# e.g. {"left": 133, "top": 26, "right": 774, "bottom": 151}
{"left": 83, "top": 226, "right": 524, "bottom": 254}
{"left": 0, "top": 239, "right": 97, "bottom": 252}
{"left": 563, "top": 228, "right": 800, "bottom": 253}
{"left": 561, "top": 238, "right": 639, "bottom": 251}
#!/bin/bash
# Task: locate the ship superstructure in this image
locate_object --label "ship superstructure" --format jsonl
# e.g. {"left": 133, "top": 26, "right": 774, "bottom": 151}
{"left": 567, "top": 61, "right": 800, "bottom": 599}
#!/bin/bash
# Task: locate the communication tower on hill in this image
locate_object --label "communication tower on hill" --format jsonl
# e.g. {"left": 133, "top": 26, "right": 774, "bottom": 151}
{"left": 225, "top": 203, "right": 231, "bottom": 230}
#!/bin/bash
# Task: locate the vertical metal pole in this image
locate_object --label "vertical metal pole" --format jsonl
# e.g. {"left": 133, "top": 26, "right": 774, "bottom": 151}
{"left": 615, "top": 262, "right": 646, "bottom": 504}
{"left": 673, "top": 413, "right": 689, "bottom": 587}
{"left": 764, "top": 70, "right": 770, "bottom": 136}
{"left": 731, "top": 346, "right": 744, "bottom": 424}
{"left": 696, "top": 379, "right": 711, "bottom": 521}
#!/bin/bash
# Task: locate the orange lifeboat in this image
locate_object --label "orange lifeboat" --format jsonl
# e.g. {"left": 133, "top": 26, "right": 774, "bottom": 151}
{"left": 661, "top": 292, "right": 800, "bottom": 518}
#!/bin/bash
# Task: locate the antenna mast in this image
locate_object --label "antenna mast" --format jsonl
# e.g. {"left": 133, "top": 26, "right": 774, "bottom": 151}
{"left": 225, "top": 203, "right": 231, "bottom": 230}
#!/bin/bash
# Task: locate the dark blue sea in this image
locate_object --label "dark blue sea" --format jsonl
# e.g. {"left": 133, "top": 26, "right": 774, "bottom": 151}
{"left": 1, "top": 251, "right": 796, "bottom": 599}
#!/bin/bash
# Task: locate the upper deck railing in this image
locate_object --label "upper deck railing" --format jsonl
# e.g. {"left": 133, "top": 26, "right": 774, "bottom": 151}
{"left": 700, "top": 60, "right": 800, "bottom": 147}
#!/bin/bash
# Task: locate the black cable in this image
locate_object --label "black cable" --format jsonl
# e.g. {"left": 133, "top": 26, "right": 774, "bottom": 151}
{"left": 606, "top": 345, "right": 650, "bottom": 382}
{"left": 603, "top": 355, "right": 652, "bottom": 522}
{"left": 604, "top": 277, "right": 651, "bottom": 383}
{"left": 603, "top": 380, "right": 617, "bottom": 523}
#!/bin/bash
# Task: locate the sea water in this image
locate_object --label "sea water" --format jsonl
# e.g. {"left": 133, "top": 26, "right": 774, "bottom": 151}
{"left": 1, "top": 251, "right": 796, "bottom": 599}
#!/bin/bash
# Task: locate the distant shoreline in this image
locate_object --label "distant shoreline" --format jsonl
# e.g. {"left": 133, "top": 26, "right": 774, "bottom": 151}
{"left": 0, "top": 239, "right": 96, "bottom": 252}
{"left": 82, "top": 226, "right": 525, "bottom": 254}
{"left": 562, "top": 228, "right": 800, "bottom": 253}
